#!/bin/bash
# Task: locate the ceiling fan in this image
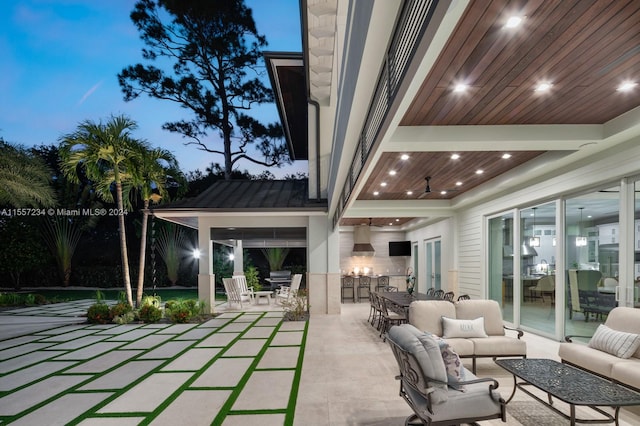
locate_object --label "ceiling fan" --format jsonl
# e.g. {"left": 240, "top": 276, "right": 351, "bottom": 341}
{"left": 419, "top": 176, "right": 459, "bottom": 198}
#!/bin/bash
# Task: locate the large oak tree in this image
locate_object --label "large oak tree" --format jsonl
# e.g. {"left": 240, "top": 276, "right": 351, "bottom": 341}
{"left": 119, "top": 0, "right": 289, "bottom": 180}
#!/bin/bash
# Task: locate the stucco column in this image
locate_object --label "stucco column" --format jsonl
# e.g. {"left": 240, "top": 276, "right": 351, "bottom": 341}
{"left": 233, "top": 240, "right": 244, "bottom": 275}
{"left": 197, "top": 219, "right": 215, "bottom": 313}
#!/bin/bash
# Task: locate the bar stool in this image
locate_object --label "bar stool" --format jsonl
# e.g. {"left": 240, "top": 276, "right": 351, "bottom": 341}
{"left": 357, "top": 275, "right": 371, "bottom": 302}
{"left": 341, "top": 276, "right": 355, "bottom": 303}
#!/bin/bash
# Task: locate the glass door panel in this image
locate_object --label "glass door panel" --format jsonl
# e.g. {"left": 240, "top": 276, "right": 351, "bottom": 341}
{"left": 424, "top": 239, "right": 441, "bottom": 291}
{"left": 565, "top": 189, "right": 620, "bottom": 338}
{"left": 520, "top": 203, "right": 556, "bottom": 336}
{"left": 488, "top": 213, "right": 513, "bottom": 322}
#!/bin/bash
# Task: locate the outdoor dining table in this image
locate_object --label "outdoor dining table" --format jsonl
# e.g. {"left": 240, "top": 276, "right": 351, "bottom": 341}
{"left": 374, "top": 291, "right": 450, "bottom": 319}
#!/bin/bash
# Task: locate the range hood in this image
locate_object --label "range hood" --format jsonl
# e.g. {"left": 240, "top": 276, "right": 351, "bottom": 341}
{"left": 503, "top": 243, "right": 538, "bottom": 257}
{"left": 352, "top": 225, "right": 375, "bottom": 256}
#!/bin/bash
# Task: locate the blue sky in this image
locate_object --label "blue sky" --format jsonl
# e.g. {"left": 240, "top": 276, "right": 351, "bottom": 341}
{"left": 0, "top": 0, "right": 304, "bottom": 177}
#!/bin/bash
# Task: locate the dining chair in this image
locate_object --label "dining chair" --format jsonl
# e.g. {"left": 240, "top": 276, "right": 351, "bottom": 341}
{"left": 382, "top": 286, "right": 398, "bottom": 292}
{"left": 457, "top": 294, "right": 471, "bottom": 301}
{"left": 426, "top": 287, "right": 436, "bottom": 296}
{"left": 368, "top": 292, "right": 381, "bottom": 327}
{"left": 443, "top": 291, "right": 455, "bottom": 301}
{"left": 433, "top": 289, "right": 445, "bottom": 299}
{"left": 375, "top": 275, "right": 390, "bottom": 291}
{"left": 378, "top": 296, "right": 407, "bottom": 341}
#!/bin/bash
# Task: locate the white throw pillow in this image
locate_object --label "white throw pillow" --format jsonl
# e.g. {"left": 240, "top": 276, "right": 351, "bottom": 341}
{"left": 441, "top": 316, "right": 488, "bottom": 339}
{"left": 588, "top": 324, "right": 640, "bottom": 359}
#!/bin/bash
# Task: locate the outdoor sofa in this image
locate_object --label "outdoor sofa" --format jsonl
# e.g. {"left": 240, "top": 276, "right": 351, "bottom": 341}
{"left": 559, "top": 306, "right": 640, "bottom": 391}
{"left": 408, "top": 299, "right": 527, "bottom": 373}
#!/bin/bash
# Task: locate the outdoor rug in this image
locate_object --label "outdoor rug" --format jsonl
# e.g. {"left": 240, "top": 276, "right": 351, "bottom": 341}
{"left": 0, "top": 309, "right": 307, "bottom": 425}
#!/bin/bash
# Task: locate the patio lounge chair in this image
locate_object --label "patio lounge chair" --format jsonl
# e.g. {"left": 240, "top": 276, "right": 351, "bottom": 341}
{"left": 276, "top": 273, "right": 302, "bottom": 304}
{"left": 232, "top": 275, "right": 254, "bottom": 304}
{"left": 387, "top": 324, "right": 506, "bottom": 425}
{"left": 223, "top": 277, "right": 244, "bottom": 309}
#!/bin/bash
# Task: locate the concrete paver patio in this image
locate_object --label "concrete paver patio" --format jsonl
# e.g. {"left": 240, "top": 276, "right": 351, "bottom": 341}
{"left": 2, "top": 300, "right": 640, "bottom": 425}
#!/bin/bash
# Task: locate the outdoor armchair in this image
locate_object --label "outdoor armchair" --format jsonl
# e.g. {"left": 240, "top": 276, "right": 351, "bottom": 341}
{"left": 276, "top": 273, "right": 302, "bottom": 304}
{"left": 232, "top": 275, "right": 254, "bottom": 304}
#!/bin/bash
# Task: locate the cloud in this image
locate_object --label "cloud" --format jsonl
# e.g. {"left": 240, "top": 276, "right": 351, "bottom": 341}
{"left": 76, "top": 80, "right": 103, "bottom": 106}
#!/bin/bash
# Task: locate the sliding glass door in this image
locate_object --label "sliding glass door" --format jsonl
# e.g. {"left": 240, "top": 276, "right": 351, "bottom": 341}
{"left": 488, "top": 212, "right": 514, "bottom": 323}
{"left": 424, "top": 239, "right": 441, "bottom": 291}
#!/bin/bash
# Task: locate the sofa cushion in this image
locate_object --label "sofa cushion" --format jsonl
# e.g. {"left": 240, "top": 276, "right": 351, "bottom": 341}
{"left": 470, "top": 336, "right": 527, "bottom": 356}
{"left": 604, "top": 307, "right": 640, "bottom": 358}
{"left": 442, "top": 316, "right": 488, "bottom": 338}
{"left": 442, "top": 337, "right": 475, "bottom": 356}
{"left": 388, "top": 324, "right": 449, "bottom": 403}
{"left": 588, "top": 324, "right": 640, "bottom": 359}
{"left": 455, "top": 299, "right": 505, "bottom": 336}
{"left": 409, "top": 300, "right": 456, "bottom": 336}
{"left": 558, "top": 342, "right": 616, "bottom": 377}
{"left": 611, "top": 360, "right": 640, "bottom": 390}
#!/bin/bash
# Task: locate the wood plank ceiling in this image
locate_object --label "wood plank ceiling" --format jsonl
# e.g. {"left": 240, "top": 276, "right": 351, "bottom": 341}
{"left": 340, "top": 0, "right": 640, "bottom": 227}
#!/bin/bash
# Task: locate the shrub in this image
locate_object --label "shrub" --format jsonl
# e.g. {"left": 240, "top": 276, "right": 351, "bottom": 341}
{"left": 113, "top": 311, "right": 135, "bottom": 324}
{"left": 282, "top": 290, "right": 309, "bottom": 321}
{"left": 138, "top": 304, "right": 163, "bottom": 323}
{"left": 109, "top": 302, "right": 132, "bottom": 320}
{"left": 87, "top": 303, "right": 111, "bottom": 324}
{"left": 164, "top": 299, "right": 200, "bottom": 323}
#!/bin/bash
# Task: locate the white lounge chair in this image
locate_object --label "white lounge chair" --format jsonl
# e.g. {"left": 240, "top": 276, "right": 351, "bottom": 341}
{"left": 222, "top": 277, "right": 243, "bottom": 309}
{"left": 276, "top": 273, "right": 302, "bottom": 304}
{"left": 232, "top": 275, "right": 254, "bottom": 304}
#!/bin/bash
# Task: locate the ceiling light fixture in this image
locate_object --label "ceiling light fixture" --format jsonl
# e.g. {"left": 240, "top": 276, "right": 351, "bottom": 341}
{"left": 401, "top": 154, "right": 409, "bottom": 160}
{"left": 373, "top": 191, "right": 379, "bottom": 196}
{"left": 576, "top": 207, "right": 587, "bottom": 247}
{"left": 529, "top": 207, "right": 540, "bottom": 247}
{"left": 535, "top": 82, "right": 553, "bottom": 92}
{"left": 406, "top": 190, "right": 413, "bottom": 195}
{"left": 505, "top": 16, "right": 523, "bottom": 28}
{"left": 453, "top": 83, "right": 469, "bottom": 93}
{"left": 476, "top": 169, "right": 484, "bottom": 175}
{"left": 451, "top": 153, "right": 460, "bottom": 160}
{"left": 440, "top": 190, "right": 447, "bottom": 195}
{"left": 389, "top": 170, "right": 397, "bottom": 176}
{"left": 396, "top": 219, "right": 400, "bottom": 222}
{"left": 380, "top": 182, "right": 387, "bottom": 187}
{"left": 502, "top": 153, "right": 512, "bottom": 159}
{"left": 456, "top": 181, "right": 463, "bottom": 186}
{"left": 617, "top": 81, "right": 638, "bottom": 92}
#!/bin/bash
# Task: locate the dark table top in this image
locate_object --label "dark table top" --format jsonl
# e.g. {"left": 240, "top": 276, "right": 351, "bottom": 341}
{"left": 374, "top": 291, "right": 441, "bottom": 308}
{"left": 496, "top": 358, "right": 640, "bottom": 406}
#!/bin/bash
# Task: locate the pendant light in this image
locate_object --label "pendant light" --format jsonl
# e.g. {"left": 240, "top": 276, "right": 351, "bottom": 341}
{"left": 529, "top": 207, "right": 540, "bottom": 247}
{"left": 576, "top": 207, "right": 587, "bottom": 247}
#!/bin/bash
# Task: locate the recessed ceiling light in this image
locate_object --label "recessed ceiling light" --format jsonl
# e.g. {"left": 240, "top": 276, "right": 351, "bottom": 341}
{"left": 535, "top": 82, "right": 553, "bottom": 92}
{"left": 453, "top": 83, "right": 469, "bottom": 93}
{"left": 451, "top": 153, "right": 460, "bottom": 160}
{"left": 401, "top": 154, "right": 409, "bottom": 160}
{"left": 380, "top": 182, "right": 387, "bottom": 187}
{"left": 502, "top": 153, "right": 512, "bottom": 159}
{"left": 440, "top": 190, "right": 447, "bottom": 195}
{"left": 406, "top": 190, "right": 413, "bottom": 195}
{"left": 389, "top": 222, "right": 393, "bottom": 226}
{"left": 396, "top": 218, "right": 400, "bottom": 222}
{"left": 456, "top": 181, "right": 463, "bottom": 186}
{"left": 476, "top": 169, "right": 484, "bottom": 175}
{"left": 617, "top": 81, "right": 638, "bottom": 92}
{"left": 373, "top": 191, "right": 379, "bottom": 196}
{"left": 505, "top": 16, "right": 523, "bottom": 28}
{"left": 389, "top": 170, "right": 396, "bottom": 176}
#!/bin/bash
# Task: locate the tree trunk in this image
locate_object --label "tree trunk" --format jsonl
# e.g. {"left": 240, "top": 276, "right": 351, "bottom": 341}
{"left": 136, "top": 200, "right": 150, "bottom": 307}
{"left": 115, "top": 182, "right": 134, "bottom": 307}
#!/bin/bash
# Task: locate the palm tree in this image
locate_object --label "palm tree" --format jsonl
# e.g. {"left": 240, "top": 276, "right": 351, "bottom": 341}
{"left": 59, "top": 115, "right": 143, "bottom": 307}
{"left": 0, "top": 139, "right": 56, "bottom": 207}
{"left": 132, "top": 146, "right": 186, "bottom": 306}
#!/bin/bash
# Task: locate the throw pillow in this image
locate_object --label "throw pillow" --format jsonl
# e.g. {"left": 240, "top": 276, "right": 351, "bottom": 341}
{"left": 441, "top": 316, "right": 488, "bottom": 339}
{"left": 432, "top": 335, "right": 466, "bottom": 391}
{"left": 588, "top": 324, "right": 640, "bottom": 359}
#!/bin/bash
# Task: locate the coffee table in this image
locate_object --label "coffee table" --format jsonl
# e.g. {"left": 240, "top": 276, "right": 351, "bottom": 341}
{"left": 253, "top": 290, "right": 273, "bottom": 305}
{"left": 496, "top": 358, "right": 640, "bottom": 425}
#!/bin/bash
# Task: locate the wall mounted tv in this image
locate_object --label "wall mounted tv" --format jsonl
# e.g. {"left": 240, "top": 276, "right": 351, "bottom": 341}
{"left": 389, "top": 241, "right": 411, "bottom": 257}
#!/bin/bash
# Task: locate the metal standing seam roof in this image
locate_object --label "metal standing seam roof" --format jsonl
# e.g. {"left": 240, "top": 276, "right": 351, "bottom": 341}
{"left": 153, "top": 179, "right": 326, "bottom": 211}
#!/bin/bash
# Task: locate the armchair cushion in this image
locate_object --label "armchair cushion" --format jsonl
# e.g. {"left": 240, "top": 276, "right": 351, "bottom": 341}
{"left": 388, "top": 324, "right": 449, "bottom": 403}
{"left": 588, "top": 324, "right": 640, "bottom": 359}
{"left": 455, "top": 299, "right": 505, "bottom": 336}
{"left": 442, "top": 317, "right": 488, "bottom": 339}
